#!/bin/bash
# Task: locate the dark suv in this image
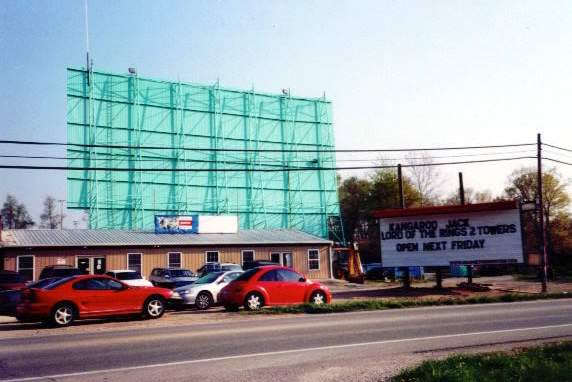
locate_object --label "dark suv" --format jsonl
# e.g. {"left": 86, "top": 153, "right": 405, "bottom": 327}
{"left": 39, "top": 265, "right": 84, "bottom": 280}
{"left": 241, "top": 260, "right": 279, "bottom": 271}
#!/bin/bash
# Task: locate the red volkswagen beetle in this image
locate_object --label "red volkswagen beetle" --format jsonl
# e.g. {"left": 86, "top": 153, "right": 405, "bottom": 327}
{"left": 218, "top": 265, "right": 331, "bottom": 311}
{"left": 16, "top": 275, "right": 175, "bottom": 327}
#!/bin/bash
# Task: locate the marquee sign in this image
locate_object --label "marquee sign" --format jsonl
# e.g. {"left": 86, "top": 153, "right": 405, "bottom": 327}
{"left": 373, "top": 201, "right": 524, "bottom": 267}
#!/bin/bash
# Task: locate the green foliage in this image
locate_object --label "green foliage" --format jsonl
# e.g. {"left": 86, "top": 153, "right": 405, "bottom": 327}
{"left": 504, "top": 167, "right": 571, "bottom": 265}
{"left": 392, "top": 342, "right": 572, "bottom": 382}
{"left": 338, "top": 168, "right": 421, "bottom": 260}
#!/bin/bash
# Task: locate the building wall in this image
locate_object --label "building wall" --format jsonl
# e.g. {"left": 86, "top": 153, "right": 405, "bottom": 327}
{"left": 2, "top": 244, "right": 331, "bottom": 281}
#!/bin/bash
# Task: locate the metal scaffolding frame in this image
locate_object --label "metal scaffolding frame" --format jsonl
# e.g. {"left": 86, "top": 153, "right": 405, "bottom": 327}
{"left": 67, "top": 67, "right": 344, "bottom": 240}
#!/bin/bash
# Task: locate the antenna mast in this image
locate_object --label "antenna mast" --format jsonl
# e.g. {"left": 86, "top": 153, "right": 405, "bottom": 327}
{"left": 84, "top": 0, "right": 91, "bottom": 85}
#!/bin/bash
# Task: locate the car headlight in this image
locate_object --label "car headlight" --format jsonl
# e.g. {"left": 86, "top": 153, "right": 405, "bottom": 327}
{"left": 171, "top": 291, "right": 181, "bottom": 299}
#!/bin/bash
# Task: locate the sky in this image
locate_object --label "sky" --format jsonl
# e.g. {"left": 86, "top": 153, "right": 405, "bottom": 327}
{"left": 0, "top": 0, "right": 571, "bottom": 227}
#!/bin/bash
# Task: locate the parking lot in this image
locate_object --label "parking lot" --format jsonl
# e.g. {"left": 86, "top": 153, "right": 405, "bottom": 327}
{"left": 2, "top": 275, "right": 570, "bottom": 340}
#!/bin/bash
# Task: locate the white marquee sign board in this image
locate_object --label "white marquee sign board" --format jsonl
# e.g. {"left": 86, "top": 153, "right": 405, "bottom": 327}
{"left": 379, "top": 208, "right": 524, "bottom": 267}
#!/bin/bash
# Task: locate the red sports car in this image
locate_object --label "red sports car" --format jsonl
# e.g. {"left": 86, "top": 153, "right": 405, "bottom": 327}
{"left": 16, "top": 275, "right": 174, "bottom": 327}
{"left": 218, "top": 265, "right": 331, "bottom": 311}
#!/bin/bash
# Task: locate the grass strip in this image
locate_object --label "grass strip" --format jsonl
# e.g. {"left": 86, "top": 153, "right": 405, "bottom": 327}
{"left": 246, "top": 292, "right": 572, "bottom": 314}
{"left": 391, "top": 341, "right": 572, "bottom": 382}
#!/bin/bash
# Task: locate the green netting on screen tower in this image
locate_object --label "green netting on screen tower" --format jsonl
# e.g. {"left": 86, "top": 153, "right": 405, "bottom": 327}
{"left": 66, "top": 68, "right": 345, "bottom": 241}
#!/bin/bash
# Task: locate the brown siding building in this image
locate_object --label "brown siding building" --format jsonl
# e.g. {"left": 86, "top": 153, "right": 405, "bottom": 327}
{"left": 0, "top": 229, "right": 333, "bottom": 281}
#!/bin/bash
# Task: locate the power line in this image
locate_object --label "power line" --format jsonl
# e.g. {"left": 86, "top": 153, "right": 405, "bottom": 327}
{"left": 544, "top": 157, "right": 572, "bottom": 166}
{"left": 0, "top": 148, "right": 538, "bottom": 163}
{"left": 544, "top": 142, "right": 572, "bottom": 154}
{"left": 0, "top": 156, "right": 537, "bottom": 172}
{"left": 0, "top": 139, "right": 535, "bottom": 153}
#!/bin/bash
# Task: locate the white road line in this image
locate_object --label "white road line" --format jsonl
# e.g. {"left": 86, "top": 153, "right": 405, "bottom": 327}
{"left": 2, "top": 323, "right": 572, "bottom": 382}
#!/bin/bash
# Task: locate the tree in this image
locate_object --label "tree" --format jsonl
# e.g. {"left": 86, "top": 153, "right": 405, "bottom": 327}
{"left": 405, "top": 152, "right": 441, "bottom": 206}
{"left": 338, "top": 176, "right": 371, "bottom": 242}
{"left": 0, "top": 194, "right": 35, "bottom": 229}
{"left": 40, "top": 196, "right": 63, "bottom": 229}
{"left": 504, "top": 167, "right": 571, "bottom": 264}
{"left": 337, "top": 168, "right": 422, "bottom": 263}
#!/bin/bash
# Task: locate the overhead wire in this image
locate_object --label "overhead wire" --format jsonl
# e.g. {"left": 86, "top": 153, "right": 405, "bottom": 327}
{"left": 0, "top": 156, "right": 538, "bottom": 172}
{"left": 544, "top": 142, "right": 572, "bottom": 154}
{"left": 0, "top": 139, "right": 536, "bottom": 153}
{"left": 0, "top": 148, "right": 538, "bottom": 163}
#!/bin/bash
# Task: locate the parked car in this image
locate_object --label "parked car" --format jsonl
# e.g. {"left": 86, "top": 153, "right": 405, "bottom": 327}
{"left": 218, "top": 266, "right": 331, "bottom": 311}
{"left": 242, "top": 260, "right": 280, "bottom": 271}
{"left": 173, "top": 270, "right": 243, "bottom": 310}
{"left": 39, "top": 265, "right": 84, "bottom": 280}
{"left": 364, "top": 263, "right": 391, "bottom": 280}
{"left": 105, "top": 270, "right": 153, "bottom": 287}
{"left": 0, "top": 271, "right": 27, "bottom": 291}
{"left": 0, "top": 277, "right": 63, "bottom": 316}
{"left": 0, "top": 289, "right": 21, "bottom": 316}
{"left": 149, "top": 268, "right": 199, "bottom": 289}
{"left": 196, "top": 263, "right": 242, "bottom": 277}
{"left": 16, "top": 275, "right": 175, "bottom": 327}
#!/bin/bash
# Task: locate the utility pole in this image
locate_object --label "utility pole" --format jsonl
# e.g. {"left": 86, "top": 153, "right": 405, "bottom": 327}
{"left": 397, "top": 164, "right": 411, "bottom": 288}
{"left": 458, "top": 172, "right": 465, "bottom": 206}
{"left": 537, "top": 133, "right": 548, "bottom": 293}
{"left": 58, "top": 199, "right": 65, "bottom": 229}
{"left": 397, "top": 164, "right": 405, "bottom": 209}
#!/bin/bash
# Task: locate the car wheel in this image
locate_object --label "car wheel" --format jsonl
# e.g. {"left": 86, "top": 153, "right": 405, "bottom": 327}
{"left": 143, "top": 296, "right": 165, "bottom": 319}
{"left": 224, "top": 305, "right": 239, "bottom": 312}
{"left": 51, "top": 303, "right": 76, "bottom": 327}
{"left": 310, "top": 291, "right": 327, "bottom": 305}
{"left": 195, "top": 292, "right": 213, "bottom": 310}
{"left": 244, "top": 292, "right": 264, "bottom": 311}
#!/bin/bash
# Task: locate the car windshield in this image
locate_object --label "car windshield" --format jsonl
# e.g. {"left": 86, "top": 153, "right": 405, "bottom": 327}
{"left": 114, "top": 272, "right": 142, "bottom": 280}
{"left": 194, "top": 272, "right": 224, "bottom": 285}
{"left": 221, "top": 264, "right": 241, "bottom": 271}
{"left": 0, "top": 273, "right": 24, "bottom": 283}
{"left": 170, "top": 269, "right": 195, "bottom": 277}
{"left": 43, "top": 276, "right": 76, "bottom": 290}
{"left": 234, "top": 268, "right": 259, "bottom": 282}
{"left": 28, "top": 278, "right": 61, "bottom": 289}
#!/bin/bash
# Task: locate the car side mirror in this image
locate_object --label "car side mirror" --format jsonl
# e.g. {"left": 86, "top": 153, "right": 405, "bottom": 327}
{"left": 299, "top": 277, "right": 306, "bottom": 282}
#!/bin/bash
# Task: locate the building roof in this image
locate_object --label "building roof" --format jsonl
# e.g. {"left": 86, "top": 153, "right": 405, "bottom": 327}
{"left": 0, "top": 229, "right": 332, "bottom": 249}
{"left": 371, "top": 200, "right": 519, "bottom": 219}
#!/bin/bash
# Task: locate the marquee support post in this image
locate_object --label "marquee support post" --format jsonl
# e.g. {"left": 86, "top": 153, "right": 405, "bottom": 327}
{"left": 537, "top": 133, "right": 548, "bottom": 293}
{"left": 397, "top": 164, "right": 411, "bottom": 288}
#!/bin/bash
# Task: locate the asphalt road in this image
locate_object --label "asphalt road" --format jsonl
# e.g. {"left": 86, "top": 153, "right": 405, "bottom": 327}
{"left": 1, "top": 299, "right": 572, "bottom": 382}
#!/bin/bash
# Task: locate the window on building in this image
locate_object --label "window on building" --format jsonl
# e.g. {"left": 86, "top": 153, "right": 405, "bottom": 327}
{"left": 168, "top": 252, "right": 182, "bottom": 268}
{"left": 308, "top": 249, "right": 320, "bottom": 271}
{"left": 127, "top": 253, "right": 142, "bottom": 274}
{"left": 241, "top": 250, "right": 255, "bottom": 266}
{"left": 205, "top": 251, "right": 219, "bottom": 263}
{"left": 271, "top": 252, "right": 281, "bottom": 264}
{"left": 17, "top": 255, "right": 34, "bottom": 281}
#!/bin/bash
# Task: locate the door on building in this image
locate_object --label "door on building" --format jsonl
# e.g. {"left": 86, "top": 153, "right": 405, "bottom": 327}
{"left": 77, "top": 257, "right": 107, "bottom": 275}
{"left": 93, "top": 257, "right": 106, "bottom": 275}
{"left": 270, "top": 252, "right": 293, "bottom": 268}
